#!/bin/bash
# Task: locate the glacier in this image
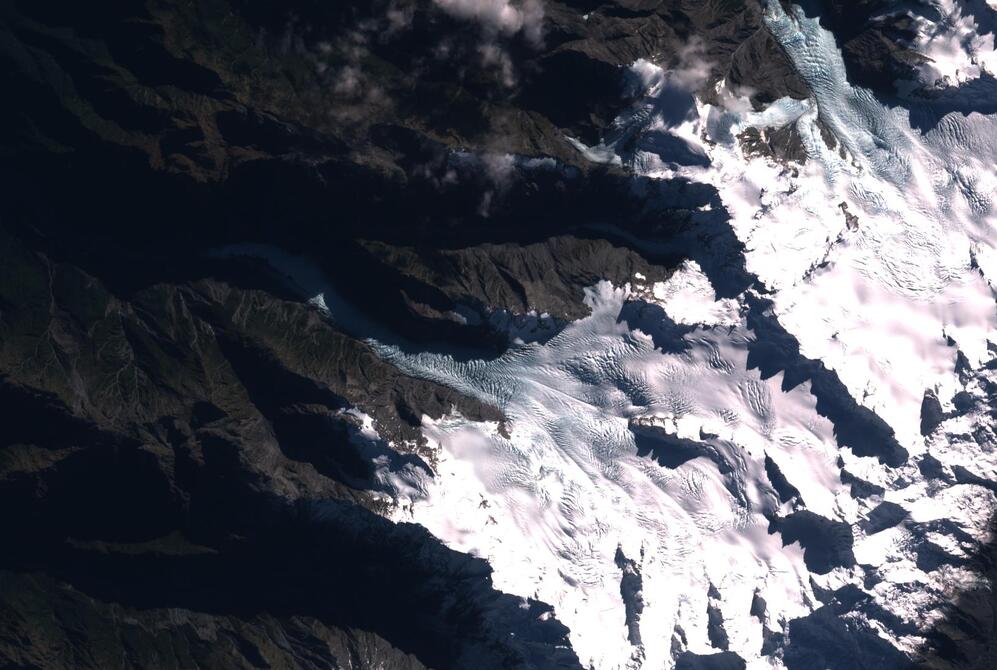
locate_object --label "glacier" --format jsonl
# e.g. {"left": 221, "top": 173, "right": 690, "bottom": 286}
{"left": 243, "top": 2, "right": 997, "bottom": 667}
{"left": 375, "top": 280, "right": 851, "bottom": 669}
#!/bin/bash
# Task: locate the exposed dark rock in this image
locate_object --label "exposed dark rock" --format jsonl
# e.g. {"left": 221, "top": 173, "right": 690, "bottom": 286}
{"left": 839, "top": 202, "right": 859, "bottom": 231}
{"left": 725, "top": 27, "right": 811, "bottom": 105}
{"left": 918, "top": 453, "right": 950, "bottom": 482}
{"left": 952, "top": 465, "right": 997, "bottom": 495}
{"left": 675, "top": 650, "right": 747, "bottom": 670}
{"left": 765, "top": 454, "right": 804, "bottom": 506}
{"left": 783, "top": 605, "right": 914, "bottom": 670}
{"left": 916, "top": 540, "right": 969, "bottom": 573}
{"left": 750, "top": 591, "right": 767, "bottom": 622}
{"left": 707, "top": 603, "right": 730, "bottom": 652}
{"left": 746, "top": 295, "right": 908, "bottom": 467}
{"left": 795, "top": 0, "right": 925, "bottom": 97}
{"left": 921, "top": 391, "right": 946, "bottom": 436}
{"left": 906, "top": 73, "right": 997, "bottom": 133}
{"left": 861, "top": 501, "right": 908, "bottom": 535}
{"left": 920, "top": 516, "right": 997, "bottom": 669}
{"left": 618, "top": 300, "right": 696, "bottom": 355}
{"left": 0, "top": 493, "right": 583, "bottom": 670}
{"left": 769, "top": 511, "right": 856, "bottom": 575}
{"left": 738, "top": 125, "right": 808, "bottom": 164}
{"left": 840, "top": 467, "right": 887, "bottom": 499}
{"left": 629, "top": 420, "right": 730, "bottom": 473}
{"left": 362, "top": 235, "right": 667, "bottom": 323}
{"left": 0, "top": 571, "right": 427, "bottom": 670}
{"left": 615, "top": 546, "right": 644, "bottom": 650}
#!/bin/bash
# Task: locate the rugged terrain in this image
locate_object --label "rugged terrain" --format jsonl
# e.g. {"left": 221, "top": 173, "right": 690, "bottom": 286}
{"left": 1, "top": 1, "right": 995, "bottom": 669}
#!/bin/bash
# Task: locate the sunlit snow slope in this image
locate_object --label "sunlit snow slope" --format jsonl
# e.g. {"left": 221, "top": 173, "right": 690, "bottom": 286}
{"left": 345, "top": 2, "right": 997, "bottom": 668}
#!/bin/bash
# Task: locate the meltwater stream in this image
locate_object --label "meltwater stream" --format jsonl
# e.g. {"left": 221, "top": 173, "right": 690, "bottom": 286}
{"left": 316, "top": 3, "right": 997, "bottom": 668}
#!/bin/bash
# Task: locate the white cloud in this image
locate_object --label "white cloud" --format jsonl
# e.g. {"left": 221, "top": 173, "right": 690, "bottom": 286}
{"left": 670, "top": 37, "right": 712, "bottom": 91}
{"left": 519, "top": 0, "right": 544, "bottom": 47}
{"left": 480, "top": 152, "right": 516, "bottom": 184}
{"left": 333, "top": 66, "right": 363, "bottom": 96}
{"left": 434, "top": 0, "right": 544, "bottom": 46}
{"left": 478, "top": 43, "right": 517, "bottom": 87}
{"left": 385, "top": 1, "right": 415, "bottom": 35}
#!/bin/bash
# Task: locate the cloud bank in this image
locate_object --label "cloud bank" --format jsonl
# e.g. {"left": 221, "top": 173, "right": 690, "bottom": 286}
{"left": 434, "top": 0, "right": 544, "bottom": 45}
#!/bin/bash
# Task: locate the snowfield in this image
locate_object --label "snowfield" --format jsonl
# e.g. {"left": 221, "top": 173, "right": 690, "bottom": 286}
{"left": 252, "top": 2, "right": 997, "bottom": 667}
{"left": 376, "top": 281, "right": 838, "bottom": 669}
{"left": 367, "top": 2, "right": 997, "bottom": 667}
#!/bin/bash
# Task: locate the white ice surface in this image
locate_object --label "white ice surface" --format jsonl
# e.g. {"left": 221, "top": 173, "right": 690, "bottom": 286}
{"left": 491, "top": 3, "right": 996, "bottom": 664}
{"left": 358, "top": 5, "right": 997, "bottom": 666}
{"left": 909, "top": 0, "right": 997, "bottom": 87}
{"left": 239, "top": 3, "right": 997, "bottom": 667}
{"left": 634, "top": 260, "right": 741, "bottom": 328}
{"left": 376, "top": 283, "right": 839, "bottom": 669}
{"left": 604, "top": 2, "right": 997, "bottom": 458}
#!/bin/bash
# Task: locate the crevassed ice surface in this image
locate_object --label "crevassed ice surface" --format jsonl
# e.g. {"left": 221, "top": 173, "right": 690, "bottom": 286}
{"left": 361, "top": 2, "right": 997, "bottom": 668}
{"left": 377, "top": 280, "right": 844, "bottom": 669}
